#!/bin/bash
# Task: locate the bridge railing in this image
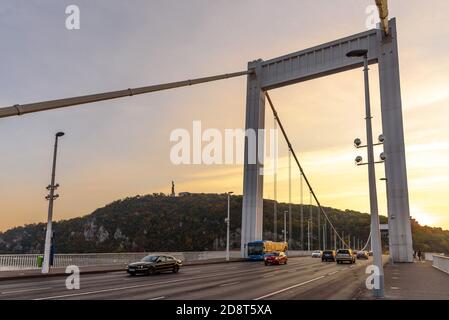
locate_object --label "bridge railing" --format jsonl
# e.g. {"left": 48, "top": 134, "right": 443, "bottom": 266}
{"left": 432, "top": 254, "right": 449, "bottom": 275}
{"left": 0, "top": 250, "right": 313, "bottom": 271}
{"left": 0, "top": 251, "right": 243, "bottom": 271}
{"left": 0, "top": 254, "right": 41, "bottom": 271}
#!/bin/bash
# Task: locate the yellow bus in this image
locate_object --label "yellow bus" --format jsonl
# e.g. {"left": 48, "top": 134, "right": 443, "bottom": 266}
{"left": 247, "top": 240, "right": 288, "bottom": 260}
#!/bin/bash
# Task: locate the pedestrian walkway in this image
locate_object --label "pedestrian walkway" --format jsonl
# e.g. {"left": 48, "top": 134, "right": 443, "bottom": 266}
{"left": 359, "top": 260, "right": 449, "bottom": 300}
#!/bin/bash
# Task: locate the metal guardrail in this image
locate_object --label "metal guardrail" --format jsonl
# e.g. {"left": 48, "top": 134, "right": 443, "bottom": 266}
{"left": 0, "top": 254, "right": 41, "bottom": 271}
{"left": 432, "top": 254, "right": 449, "bottom": 275}
{"left": 0, "top": 250, "right": 313, "bottom": 271}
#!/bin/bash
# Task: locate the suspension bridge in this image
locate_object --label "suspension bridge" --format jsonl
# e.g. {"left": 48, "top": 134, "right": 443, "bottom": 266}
{"left": 3, "top": 1, "right": 445, "bottom": 301}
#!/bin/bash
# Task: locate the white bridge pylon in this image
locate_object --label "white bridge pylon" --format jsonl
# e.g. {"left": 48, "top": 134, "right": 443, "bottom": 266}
{"left": 241, "top": 18, "right": 413, "bottom": 263}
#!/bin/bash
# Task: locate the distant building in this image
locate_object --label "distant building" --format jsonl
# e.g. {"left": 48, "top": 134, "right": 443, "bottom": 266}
{"left": 179, "top": 192, "right": 191, "bottom": 197}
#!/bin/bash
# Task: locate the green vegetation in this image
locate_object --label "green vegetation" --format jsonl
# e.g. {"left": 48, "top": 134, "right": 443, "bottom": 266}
{"left": 0, "top": 193, "right": 447, "bottom": 254}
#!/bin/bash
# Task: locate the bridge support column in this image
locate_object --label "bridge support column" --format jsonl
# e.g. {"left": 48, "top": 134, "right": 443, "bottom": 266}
{"left": 241, "top": 60, "right": 265, "bottom": 258}
{"left": 378, "top": 19, "right": 413, "bottom": 263}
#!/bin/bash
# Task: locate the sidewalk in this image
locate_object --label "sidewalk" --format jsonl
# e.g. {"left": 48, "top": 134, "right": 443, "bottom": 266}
{"left": 358, "top": 260, "right": 449, "bottom": 300}
{"left": 0, "top": 258, "right": 245, "bottom": 281}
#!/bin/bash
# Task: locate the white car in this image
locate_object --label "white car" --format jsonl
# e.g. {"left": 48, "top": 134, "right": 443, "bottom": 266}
{"left": 311, "top": 250, "right": 323, "bottom": 258}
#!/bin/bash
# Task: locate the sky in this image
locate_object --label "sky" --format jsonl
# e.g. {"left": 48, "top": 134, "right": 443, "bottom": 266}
{"left": 0, "top": 0, "right": 448, "bottom": 232}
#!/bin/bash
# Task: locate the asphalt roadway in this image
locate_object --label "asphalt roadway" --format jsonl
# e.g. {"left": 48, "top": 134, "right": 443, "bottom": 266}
{"left": 0, "top": 256, "right": 374, "bottom": 300}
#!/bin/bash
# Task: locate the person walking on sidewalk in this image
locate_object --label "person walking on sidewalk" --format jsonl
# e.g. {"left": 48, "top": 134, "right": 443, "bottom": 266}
{"left": 417, "top": 250, "right": 422, "bottom": 261}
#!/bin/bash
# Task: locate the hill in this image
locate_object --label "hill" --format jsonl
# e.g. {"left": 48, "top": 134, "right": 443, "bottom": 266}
{"left": 0, "top": 193, "right": 448, "bottom": 254}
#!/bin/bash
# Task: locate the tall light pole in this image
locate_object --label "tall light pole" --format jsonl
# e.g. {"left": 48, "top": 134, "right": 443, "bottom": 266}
{"left": 300, "top": 174, "right": 304, "bottom": 250}
{"left": 283, "top": 210, "right": 288, "bottom": 243}
{"left": 334, "top": 230, "right": 337, "bottom": 251}
{"left": 348, "top": 49, "right": 385, "bottom": 297}
{"left": 42, "top": 132, "right": 65, "bottom": 274}
{"left": 225, "top": 191, "right": 233, "bottom": 261}
{"left": 307, "top": 220, "right": 311, "bottom": 251}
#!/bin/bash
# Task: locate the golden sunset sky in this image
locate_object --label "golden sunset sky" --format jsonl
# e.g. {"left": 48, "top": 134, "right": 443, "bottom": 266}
{"left": 0, "top": 0, "right": 448, "bottom": 231}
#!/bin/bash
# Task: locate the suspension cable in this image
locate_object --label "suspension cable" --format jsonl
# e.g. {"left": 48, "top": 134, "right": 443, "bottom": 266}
{"left": 361, "top": 231, "right": 372, "bottom": 252}
{"left": 265, "top": 92, "right": 350, "bottom": 249}
{"left": 0, "top": 70, "right": 253, "bottom": 119}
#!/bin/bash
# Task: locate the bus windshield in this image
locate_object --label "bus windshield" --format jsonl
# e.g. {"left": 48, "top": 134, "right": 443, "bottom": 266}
{"left": 247, "top": 243, "right": 264, "bottom": 256}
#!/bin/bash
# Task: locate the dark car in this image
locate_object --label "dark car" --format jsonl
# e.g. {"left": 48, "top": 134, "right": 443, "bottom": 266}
{"left": 127, "top": 255, "right": 182, "bottom": 276}
{"left": 357, "top": 251, "right": 369, "bottom": 260}
{"left": 264, "top": 251, "right": 288, "bottom": 265}
{"left": 322, "top": 250, "right": 336, "bottom": 262}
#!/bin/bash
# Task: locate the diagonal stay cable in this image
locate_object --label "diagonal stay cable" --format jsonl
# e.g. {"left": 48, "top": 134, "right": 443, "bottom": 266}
{"left": 265, "top": 92, "right": 350, "bottom": 249}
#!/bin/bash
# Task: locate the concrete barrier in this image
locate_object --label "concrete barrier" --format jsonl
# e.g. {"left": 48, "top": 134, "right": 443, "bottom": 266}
{"left": 287, "top": 250, "right": 313, "bottom": 257}
{"left": 432, "top": 254, "right": 449, "bottom": 275}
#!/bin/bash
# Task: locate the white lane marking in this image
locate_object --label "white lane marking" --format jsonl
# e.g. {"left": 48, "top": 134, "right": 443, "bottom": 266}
{"left": 33, "top": 273, "right": 226, "bottom": 300}
{"left": 327, "top": 271, "right": 339, "bottom": 276}
{"left": 262, "top": 273, "right": 276, "bottom": 278}
{"left": 33, "top": 266, "right": 272, "bottom": 301}
{"left": 219, "top": 281, "right": 240, "bottom": 287}
{"left": 2, "top": 287, "right": 53, "bottom": 295}
{"left": 29, "top": 258, "right": 322, "bottom": 300}
{"left": 390, "top": 286, "right": 400, "bottom": 290}
{"left": 253, "top": 276, "right": 325, "bottom": 300}
{"left": 148, "top": 296, "right": 165, "bottom": 300}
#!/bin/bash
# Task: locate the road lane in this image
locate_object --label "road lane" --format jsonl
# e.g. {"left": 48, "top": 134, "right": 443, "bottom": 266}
{"left": 0, "top": 257, "right": 374, "bottom": 300}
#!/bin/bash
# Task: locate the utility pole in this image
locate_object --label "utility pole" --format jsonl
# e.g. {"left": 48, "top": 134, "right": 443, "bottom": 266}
{"left": 42, "top": 132, "right": 65, "bottom": 274}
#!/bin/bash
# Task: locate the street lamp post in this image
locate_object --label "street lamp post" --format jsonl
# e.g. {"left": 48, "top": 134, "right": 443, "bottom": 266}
{"left": 42, "top": 132, "right": 65, "bottom": 274}
{"left": 347, "top": 49, "right": 385, "bottom": 297}
{"left": 283, "top": 211, "right": 288, "bottom": 243}
{"left": 225, "top": 192, "right": 233, "bottom": 261}
{"left": 307, "top": 220, "right": 311, "bottom": 251}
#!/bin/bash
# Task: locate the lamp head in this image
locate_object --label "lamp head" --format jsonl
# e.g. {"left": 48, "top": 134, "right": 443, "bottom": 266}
{"left": 346, "top": 49, "right": 368, "bottom": 58}
{"left": 56, "top": 132, "right": 65, "bottom": 138}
